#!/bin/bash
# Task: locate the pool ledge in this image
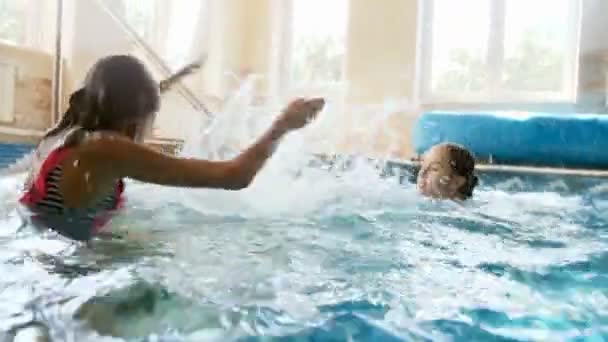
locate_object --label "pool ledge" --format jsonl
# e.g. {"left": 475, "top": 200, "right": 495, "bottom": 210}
{"left": 473, "top": 163, "right": 608, "bottom": 177}
{"left": 400, "top": 157, "right": 608, "bottom": 178}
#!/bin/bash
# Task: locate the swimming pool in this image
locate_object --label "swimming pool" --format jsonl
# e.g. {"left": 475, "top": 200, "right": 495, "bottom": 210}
{"left": 1, "top": 153, "right": 607, "bottom": 341}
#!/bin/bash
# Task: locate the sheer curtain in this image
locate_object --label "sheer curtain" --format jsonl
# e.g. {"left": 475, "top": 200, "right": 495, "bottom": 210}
{"left": 112, "top": 0, "right": 208, "bottom": 70}
{"left": 163, "top": 0, "right": 208, "bottom": 70}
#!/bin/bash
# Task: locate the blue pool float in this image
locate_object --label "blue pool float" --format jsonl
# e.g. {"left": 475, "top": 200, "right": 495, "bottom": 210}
{"left": 412, "top": 111, "right": 608, "bottom": 168}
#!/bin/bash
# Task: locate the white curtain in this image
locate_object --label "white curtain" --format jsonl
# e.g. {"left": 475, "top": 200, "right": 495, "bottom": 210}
{"left": 163, "top": 0, "right": 208, "bottom": 69}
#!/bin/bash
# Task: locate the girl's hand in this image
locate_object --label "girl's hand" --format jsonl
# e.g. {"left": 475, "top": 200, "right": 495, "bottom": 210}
{"left": 275, "top": 98, "right": 325, "bottom": 132}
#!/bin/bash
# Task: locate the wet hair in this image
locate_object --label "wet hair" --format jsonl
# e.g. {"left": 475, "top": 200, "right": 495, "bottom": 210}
{"left": 443, "top": 143, "right": 478, "bottom": 199}
{"left": 43, "top": 88, "right": 85, "bottom": 139}
{"left": 81, "top": 55, "right": 159, "bottom": 133}
{"left": 43, "top": 55, "right": 160, "bottom": 142}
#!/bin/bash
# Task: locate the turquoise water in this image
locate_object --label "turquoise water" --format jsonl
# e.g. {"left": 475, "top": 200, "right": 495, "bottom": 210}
{"left": 1, "top": 159, "right": 607, "bottom": 341}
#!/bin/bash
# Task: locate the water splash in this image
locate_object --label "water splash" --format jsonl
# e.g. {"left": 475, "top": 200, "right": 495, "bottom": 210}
{"left": 1, "top": 75, "right": 607, "bottom": 341}
{"left": 171, "top": 76, "right": 420, "bottom": 218}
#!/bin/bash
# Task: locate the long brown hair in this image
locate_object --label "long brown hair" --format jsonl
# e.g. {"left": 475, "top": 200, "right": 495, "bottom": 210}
{"left": 444, "top": 143, "right": 478, "bottom": 199}
{"left": 43, "top": 88, "right": 85, "bottom": 139}
{"left": 81, "top": 55, "right": 160, "bottom": 134}
{"left": 43, "top": 55, "right": 160, "bottom": 141}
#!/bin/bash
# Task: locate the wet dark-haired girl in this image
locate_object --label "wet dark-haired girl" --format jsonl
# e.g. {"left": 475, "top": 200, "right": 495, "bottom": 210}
{"left": 416, "top": 143, "right": 478, "bottom": 200}
{"left": 18, "top": 55, "right": 325, "bottom": 241}
{"left": 2, "top": 61, "right": 202, "bottom": 177}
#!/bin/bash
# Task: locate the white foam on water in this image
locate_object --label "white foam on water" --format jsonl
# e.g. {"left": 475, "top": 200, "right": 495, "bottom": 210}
{"left": 0, "top": 76, "right": 606, "bottom": 342}
{"left": 145, "top": 76, "right": 421, "bottom": 219}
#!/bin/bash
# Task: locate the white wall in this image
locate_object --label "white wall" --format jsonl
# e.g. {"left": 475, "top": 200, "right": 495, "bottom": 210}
{"left": 577, "top": 0, "right": 608, "bottom": 110}
{"left": 579, "top": 0, "right": 608, "bottom": 54}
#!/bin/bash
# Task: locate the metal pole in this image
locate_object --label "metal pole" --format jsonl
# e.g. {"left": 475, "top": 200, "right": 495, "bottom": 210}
{"left": 51, "top": 0, "right": 64, "bottom": 124}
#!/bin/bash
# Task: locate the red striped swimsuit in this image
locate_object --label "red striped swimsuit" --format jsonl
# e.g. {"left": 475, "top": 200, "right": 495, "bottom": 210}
{"left": 19, "top": 146, "right": 125, "bottom": 241}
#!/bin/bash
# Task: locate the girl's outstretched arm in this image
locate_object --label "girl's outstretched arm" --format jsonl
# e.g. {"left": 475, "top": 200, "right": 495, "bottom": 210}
{"left": 59, "top": 98, "right": 324, "bottom": 207}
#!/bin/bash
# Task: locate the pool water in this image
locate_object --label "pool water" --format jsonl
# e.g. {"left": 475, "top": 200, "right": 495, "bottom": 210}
{"left": 1, "top": 154, "right": 608, "bottom": 341}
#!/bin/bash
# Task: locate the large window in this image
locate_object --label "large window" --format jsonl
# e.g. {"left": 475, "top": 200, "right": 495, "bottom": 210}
{"left": 121, "top": 0, "right": 159, "bottom": 49}
{"left": 116, "top": 0, "right": 208, "bottom": 70}
{"left": 163, "top": 0, "right": 207, "bottom": 69}
{"left": 281, "top": 0, "right": 349, "bottom": 92}
{"left": 0, "top": 0, "right": 50, "bottom": 51}
{"left": 419, "top": 0, "right": 581, "bottom": 103}
{"left": 0, "top": 0, "right": 27, "bottom": 45}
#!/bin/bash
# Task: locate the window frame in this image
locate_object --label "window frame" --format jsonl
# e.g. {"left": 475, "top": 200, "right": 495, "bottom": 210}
{"left": 417, "top": 0, "right": 582, "bottom": 105}
{"left": 0, "top": 0, "right": 48, "bottom": 50}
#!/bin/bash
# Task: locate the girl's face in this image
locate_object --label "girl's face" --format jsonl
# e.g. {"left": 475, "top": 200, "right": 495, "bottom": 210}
{"left": 417, "top": 145, "right": 467, "bottom": 200}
